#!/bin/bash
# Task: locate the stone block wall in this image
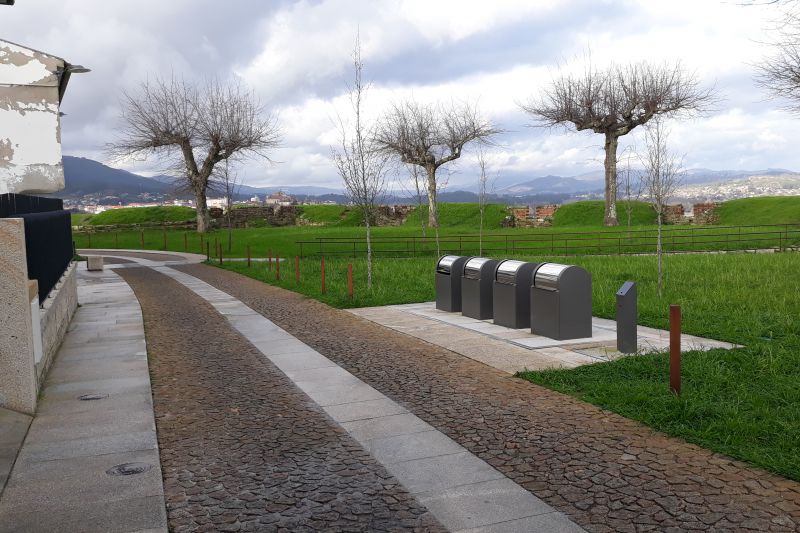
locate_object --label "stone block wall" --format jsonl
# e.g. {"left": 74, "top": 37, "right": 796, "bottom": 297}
{"left": 693, "top": 203, "right": 720, "bottom": 225}
{"left": 38, "top": 262, "right": 77, "bottom": 380}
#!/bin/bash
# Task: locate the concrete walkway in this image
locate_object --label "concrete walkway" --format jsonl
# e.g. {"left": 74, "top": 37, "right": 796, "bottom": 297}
{"left": 0, "top": 263, "right": 167, "bottom": 533}
{"left": 350, "top": 302, "right": 738, "bottom": 373}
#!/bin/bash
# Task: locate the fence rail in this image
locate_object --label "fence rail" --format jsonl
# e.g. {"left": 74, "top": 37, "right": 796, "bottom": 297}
{"left": 297, "top": 224, "right": 800, "bottom": 258}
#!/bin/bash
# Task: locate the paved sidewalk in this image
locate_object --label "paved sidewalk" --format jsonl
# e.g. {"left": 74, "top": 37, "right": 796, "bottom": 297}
{"left": 180, "top": 263, "right": 800, "bottom": 533}
{"left": 350, "top": 302, "right": 737, "bottom": 373}
{"left": 117, "top": 265, "right": 446, "bottom": 532}
{"left": 0, "top": 263, "right": 167, "bottom": 533}
{"left": 153, "top": 265, "right": 584, "bottom": 533}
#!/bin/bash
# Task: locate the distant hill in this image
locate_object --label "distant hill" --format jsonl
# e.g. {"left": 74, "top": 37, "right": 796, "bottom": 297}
{"left": 61, "top": 157, "right": 176, "bottom": 197}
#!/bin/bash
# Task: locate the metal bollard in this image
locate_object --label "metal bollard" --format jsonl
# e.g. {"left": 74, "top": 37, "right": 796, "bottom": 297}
{"left": 616, "top": 281, "right": 637, "bottom": 354}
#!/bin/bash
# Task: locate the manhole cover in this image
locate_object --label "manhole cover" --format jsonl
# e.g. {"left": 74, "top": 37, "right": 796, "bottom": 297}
{"left": 106, "top": 462, "right": 152, "bottom": 476}
{"left": 77, "top": 393, "right": 109, "bottom": 401}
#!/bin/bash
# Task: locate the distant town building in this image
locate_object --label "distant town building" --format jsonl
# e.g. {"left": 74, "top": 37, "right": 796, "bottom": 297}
{"left": 0, "top": 39, "right": 88, "bottom": 194}
{"left": 265, "top": 191, "right": 295, "bottom": 206}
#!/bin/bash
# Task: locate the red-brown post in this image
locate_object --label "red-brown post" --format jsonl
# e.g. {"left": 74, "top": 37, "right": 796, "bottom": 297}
{"left": 321, "top": 257, "right": 326, "bottom": 294}
{"left": 276, "top": 255, "right": 281, "bottom": 280}
{"left": 219, "top": 244, "right": 223, "bottom": 265}
{"left": 670, "top": 304, "right": 681, "bottom": 395}
{"left": 347, "top": 263, "right": 353, "bottom": 300}
{"left": 268, "top": 249, "right": 272, "bottom": 271}
{"left": 246, "top": 245, "right": 251, "bottom": 268}
{"left": 295, "top": 256, "right": 300, "bottom": 285}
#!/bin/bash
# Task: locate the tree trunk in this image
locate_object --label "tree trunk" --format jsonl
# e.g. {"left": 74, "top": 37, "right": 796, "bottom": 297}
{"left": 365, "top": 215, "right": 373, "bottom": 289}
{"left": 195, "top": 187, "right": 210, "bottom": 233}
{"left": 603, "top": 132, "right": 619, "bottom": 227}
{"left": 425, "top": 165, "right": 439, "bottom": 228}
{"left": 657, "top": 212, "right": 663, "bottom": 297}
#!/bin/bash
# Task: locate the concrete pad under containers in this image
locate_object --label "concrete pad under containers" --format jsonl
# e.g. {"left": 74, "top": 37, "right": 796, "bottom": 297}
{"left": 531, "top": 263, "right": 592, "bottom": 340}
{"left": 435, "top": 255, "right": 472, "bottom": 312}
{"left": 461, "top": 257, "right": 501, "bottom": 320}
{"left": 493, "top": 260, "right": 540, "bottom": 329}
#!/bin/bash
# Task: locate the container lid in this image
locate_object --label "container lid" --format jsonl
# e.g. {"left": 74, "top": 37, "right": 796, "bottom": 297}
{"left": 534, "top": 262, "right": 571, "bottom": 289}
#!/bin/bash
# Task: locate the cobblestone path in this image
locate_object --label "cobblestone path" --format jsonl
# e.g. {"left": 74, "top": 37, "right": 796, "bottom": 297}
{"left": 117, "top": 267, "right": 444, "bottom": 533}
{"left": 177, "top": 263, "right": 800, "bottom": 533}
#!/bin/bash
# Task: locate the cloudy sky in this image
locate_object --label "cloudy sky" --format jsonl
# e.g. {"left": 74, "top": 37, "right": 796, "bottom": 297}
{"left": 3, "top": 0, "right": 799, "bottom": 191}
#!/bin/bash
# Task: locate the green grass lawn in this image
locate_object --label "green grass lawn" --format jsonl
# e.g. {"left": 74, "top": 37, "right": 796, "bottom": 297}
{"left": 715, "top": 196, "right": 800, "bottom": 226}
{"left": 88, "top": 206, "right": 196, "bottom": 225}
{"left": 214, "top": 251, "right": 800, "bottom": 481}
{"left": 70, "top": 213, "right": 93, "bottom": 225}
{"left": 553, "top": 200, "right": 656, "bottom": 226}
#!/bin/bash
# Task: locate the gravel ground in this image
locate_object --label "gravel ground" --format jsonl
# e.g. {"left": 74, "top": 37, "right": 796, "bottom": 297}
{"left": 176, "top": 263, "right": 800, "bottom": 533}
{"left": 117, "top": 266, "right": 444, "bottom": 533}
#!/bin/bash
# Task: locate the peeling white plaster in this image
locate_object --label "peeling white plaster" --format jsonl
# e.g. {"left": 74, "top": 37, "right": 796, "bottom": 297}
{"left": 0, "top": 41, "right": 56, "bottom": 86}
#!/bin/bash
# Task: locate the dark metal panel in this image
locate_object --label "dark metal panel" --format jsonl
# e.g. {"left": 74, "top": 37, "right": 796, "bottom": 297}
{"left": 616, "top": 281, "right": 637, "bottom": 353}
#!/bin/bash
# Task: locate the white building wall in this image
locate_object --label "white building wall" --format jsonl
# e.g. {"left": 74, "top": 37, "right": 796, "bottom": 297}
{"left": 0, "top": 40, "right": 66, "bottom": 195}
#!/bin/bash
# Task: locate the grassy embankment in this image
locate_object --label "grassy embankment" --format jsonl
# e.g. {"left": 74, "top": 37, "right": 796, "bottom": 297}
{"left": 71, "top": 198, "right": 800, "bottom": 479}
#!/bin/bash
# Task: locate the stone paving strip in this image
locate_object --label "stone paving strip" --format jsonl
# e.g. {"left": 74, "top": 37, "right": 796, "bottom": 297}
{"left": 176, "top": 263, "right": 800, "bottom": 533}
{"left": 0, "top": 263, "right": 168, "bottom": 533}
{"left": 154, "top": 265, "right": 585, "bottom": 533}
{"left": 348, "top": 302, "right": 737, "bottom": 373}
{"left": 117, "top": 266, "right": 445, "bottom": 532}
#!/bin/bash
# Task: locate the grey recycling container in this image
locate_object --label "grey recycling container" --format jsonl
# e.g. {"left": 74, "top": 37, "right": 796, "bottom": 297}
{"left": 435, "top": 255, "right": 471, "bottom": 312}
{"left": 461, "top": 257, "right": 501, "bottom": 320}
{"left": 493, "top": 260, "right": 540, "bottom": 329}
{"left": 530, "top": 262, "right": 592, "bottom": 340}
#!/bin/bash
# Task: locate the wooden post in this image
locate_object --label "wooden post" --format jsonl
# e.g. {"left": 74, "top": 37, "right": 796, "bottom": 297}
{"left": 163, "top": 228, "right": 167, "bottom": 250}
{"left": 200, "top": 234, "right": 204, "bottom": 254}
{"left": 87, "top": 232, "right": 92, "bottom": 248}
{"left": 115, "top": 232, "right": 119, "bottom": 249}
{"left": 268, "top": 249, "right": 272, "bottom": 271}
{"left": 246, "top": 245, "right": 251, "bottom": 268}
{"left": 276, "top": 255, "right": 280, "bottom": 280}
{"left": 219, "top": 244, "right": 223, "bottom": 265}
{"left": 295, "top": 256, "right": 300, "bottom": 285}
{"left": 670, "top": 305, "right": 681, "bottom": 395}
{"left": 184, "top": 232, "right": 188, "bottom": 251}
{"left": 347, "top": 263, "right": 353, "bottom": 300}
{"left": 321, "top": 257, "right": 326, "bottom": 294}
{"left": 214, "top": 237, "right": 218, "bottom": 256}
{"left": 206, "top": 242, "right": 210, "bottom": 261}
{"left": 140, "top": 231, "right": 144, "bottom": 249}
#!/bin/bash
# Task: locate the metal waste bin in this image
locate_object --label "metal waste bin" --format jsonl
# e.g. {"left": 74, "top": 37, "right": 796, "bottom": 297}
{"left": 493, "top": 260, "right": 540, "bottom": 328}
{"left": 530, "top": 263, "right": 592, "bottom": 340}
{"left": 461, "top": 257, "right": 501, "bottom": 320}
{"left": 435, "top": 255, "right": 471, "bottom": 312}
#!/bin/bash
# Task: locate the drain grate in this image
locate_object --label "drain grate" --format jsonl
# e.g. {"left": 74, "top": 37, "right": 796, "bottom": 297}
{"left": 106, "top": 462, "right": 153, "bottom": 476}
{"left": 78, "top": 393, "right": 109, "bottom": 401}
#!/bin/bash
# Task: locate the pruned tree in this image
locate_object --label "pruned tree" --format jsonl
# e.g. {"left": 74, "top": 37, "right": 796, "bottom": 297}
{"left": 639, "top": 118, "right": 684, "bottom": 297}
{"left": 332, "top": 37, "right": 388, "bottom": 289}
{"left": 405, "top": 163, "right": 427, "bottom": 237}
{"left": 754, "top": 2, "right": 800, "bottom": 112}
{"left": 375, "top": 99, "right": 498, "bottom": 228}
{"left": 111, "top": 76, "right": 281, "bottom": 233}
{"left": 521, "top": 60, "right": 714, "bottom": 226}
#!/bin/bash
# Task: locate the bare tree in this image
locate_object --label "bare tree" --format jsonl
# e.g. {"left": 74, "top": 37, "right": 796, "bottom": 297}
{"left": 405, "top": 164, "right": 427, "bottom": 237}
{"left": 755, "top": 2, "right": 800, "bottom": 112}
{"left": 332, "top": 37, "right": 389, "bottom": 289}
{"left": 375, "top": 100, "right": 498, "bottom": 228}
{"left": 639, "top": 118, "right": 684, "bottom": 297}
{"left": 218, "top": 159, "right": 242, "bottom": 252}
{"left": 476, "top": 149, "right": 495, "bottom": 255}
{"left": 111, "top": 76, "right": 281, "bottom": 233}
{"left": 619, "top": 146, "right": 643, "bottom": 231}
{"left": 521, "top": 60, "right": 714, "bottom": 226}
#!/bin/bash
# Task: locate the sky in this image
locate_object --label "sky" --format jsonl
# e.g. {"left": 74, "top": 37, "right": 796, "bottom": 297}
{"left": 3, "top": 0, "right": 800, "bottom": 191}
